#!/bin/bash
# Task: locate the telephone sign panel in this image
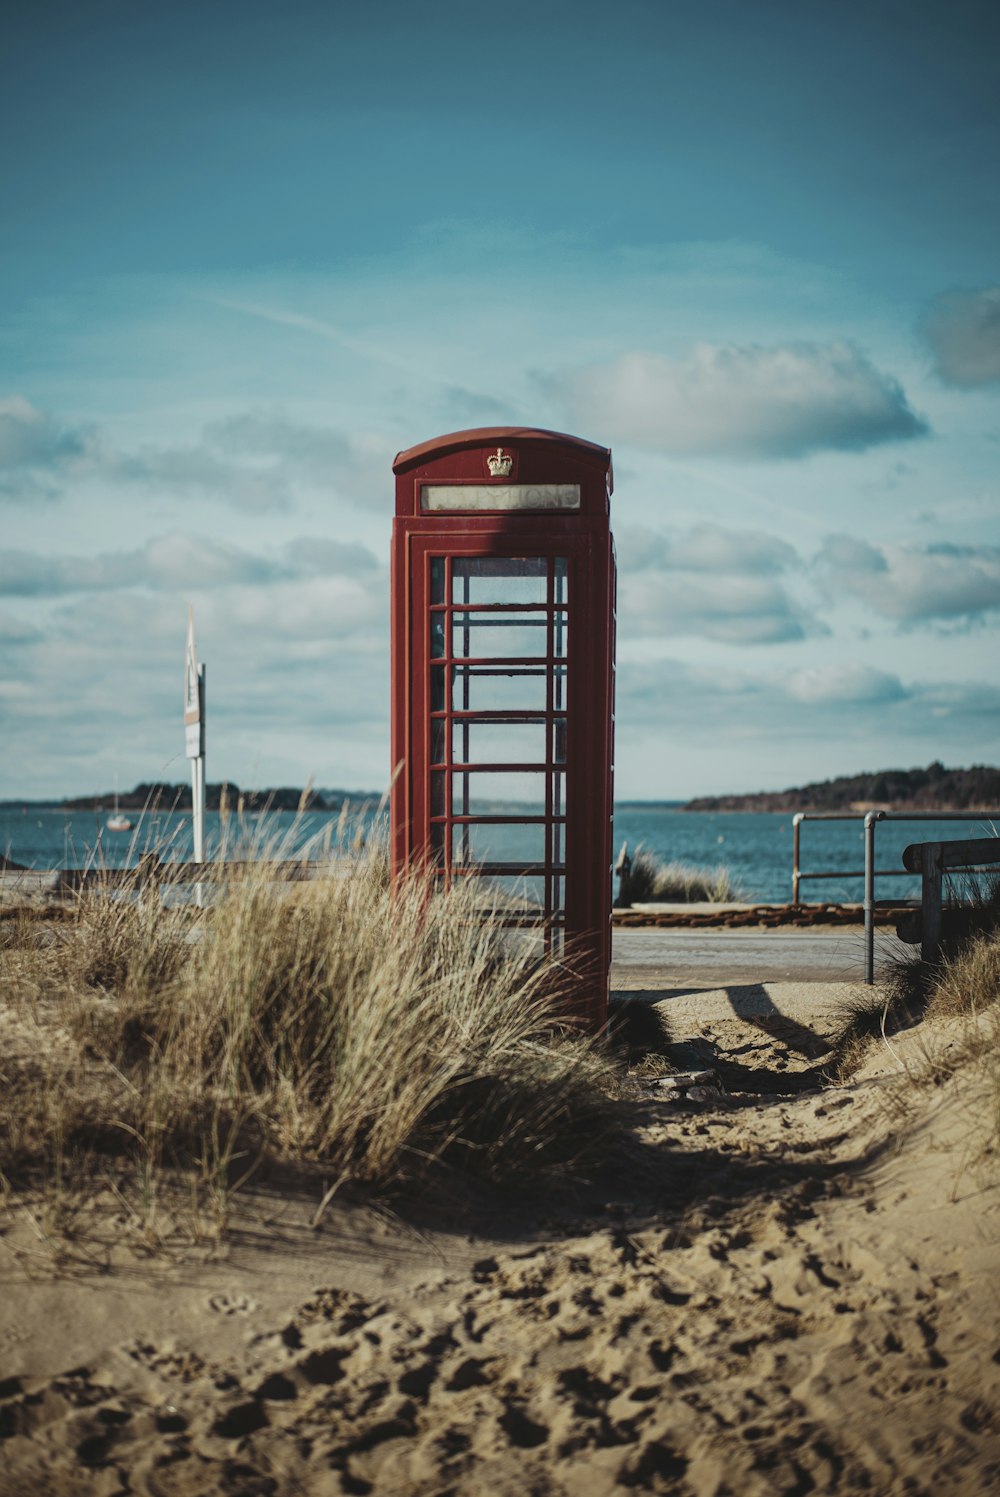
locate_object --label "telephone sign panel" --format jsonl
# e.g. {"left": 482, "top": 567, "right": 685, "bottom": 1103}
{"left": 391, "top": 428, "right": 616, "bottom": 1030}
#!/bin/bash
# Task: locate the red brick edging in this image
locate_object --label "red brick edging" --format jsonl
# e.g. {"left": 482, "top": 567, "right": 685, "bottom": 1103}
{"left": 611, "top": 904, "right": 907, "bottom": 929}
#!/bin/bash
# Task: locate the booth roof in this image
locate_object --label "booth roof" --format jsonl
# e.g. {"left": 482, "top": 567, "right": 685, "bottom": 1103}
{"left": 392, "top": 426, "right": 612, "bottom": 486}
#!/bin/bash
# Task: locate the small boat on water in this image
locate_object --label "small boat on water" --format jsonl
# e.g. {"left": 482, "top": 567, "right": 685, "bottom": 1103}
{"left": 107, "top": 777, "right": 133, "bottom": 833}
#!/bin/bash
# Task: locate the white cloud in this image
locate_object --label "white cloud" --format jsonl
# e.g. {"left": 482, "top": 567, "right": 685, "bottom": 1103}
{"left": 617, "top": 523, "right": 798, "bottom": 575}
{"left": 0, "top": 583, "right": 391, "bottom": 797}
{"left": 0, "top": 394, "right": 94, "bottom": 468}
{"left": 613, "top": 656, "right": 999, "bottom": 791}
{"left": 561, "top": 341, "right": 928, "bottom": 459}
{"left": 918, "top": 680, "right": 1000, "bottom": 718}
{"left": 815, "top": 534, "right": 886, "bottom": 574}
{"left": 0, "top": 395, "right": 98, "bottom": 500}
{"left": 280, "top": 537, "right": 378, "bottom": 575}
{"left": 816, "top": 536, "right": 1000, "bottom": 623}
{"left": 222, "top": 575, "right": 385, "bottom": 642}
{"left": 0, "top": 533, "right": 381, "bottom": 597}
{"left": 621, "top": 571, "right": 819, "bottom": 645}
{"left": 204, "top": 411, "right": 390, "bottom": 509}
{"left": 0, "top": 397, "right": 392, "bottom": 513}
{"left": 784, "top": 663, "right": 908, "bottom": 705}
{"left": 614, "top": 522, "right": 813, "bottom": 644}
{"left": 923, "top": 287, "right": 1000, "bottom": 386}
{"left": 0, "top": 611, "right": 41, "bottom": 644}
{"left": 106, "top": 443, "right": 293, "bottom": 513}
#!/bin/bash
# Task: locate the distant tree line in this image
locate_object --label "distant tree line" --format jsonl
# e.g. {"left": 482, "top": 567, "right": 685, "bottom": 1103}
{"left": 57, "top": 783, "right": 380, "bottom": 813}
{"left": 684, "top": 763, "right": 1000, "bottom": 813}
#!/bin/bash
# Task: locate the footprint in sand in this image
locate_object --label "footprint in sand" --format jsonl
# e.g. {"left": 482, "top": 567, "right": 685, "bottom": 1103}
{"left": 207, "top": 1292, "right": 258, "bottom": 1316}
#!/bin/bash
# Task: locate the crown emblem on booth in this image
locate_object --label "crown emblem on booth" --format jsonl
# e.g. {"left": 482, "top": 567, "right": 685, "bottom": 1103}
{"left": 486, "top": 447, "right": 513, "bottom": 478}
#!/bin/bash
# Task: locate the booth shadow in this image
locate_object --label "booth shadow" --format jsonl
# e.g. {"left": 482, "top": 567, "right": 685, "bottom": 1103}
{"left": 720, "top": 982, "right": 830, "bottom": 1059}
{"left": 611, "top": 986, "right": 833, "bottom": 1096}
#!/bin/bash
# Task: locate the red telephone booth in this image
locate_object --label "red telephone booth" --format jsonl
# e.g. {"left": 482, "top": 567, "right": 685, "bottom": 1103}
{"left": 390, "top": 427, "right": 616, "bottom": 1030}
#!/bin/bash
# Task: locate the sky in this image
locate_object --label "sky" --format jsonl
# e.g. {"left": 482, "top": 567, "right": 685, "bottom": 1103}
{"left": 1, "top": 0, "right": 998, "bottom": 800}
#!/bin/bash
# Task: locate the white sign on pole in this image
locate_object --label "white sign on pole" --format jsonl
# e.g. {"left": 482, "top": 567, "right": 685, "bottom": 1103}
{"left": 184, "top": 606, "right": 206, "bottom": 869}
{"left": 184, "top": 607, "right": 204, "bottom": 759}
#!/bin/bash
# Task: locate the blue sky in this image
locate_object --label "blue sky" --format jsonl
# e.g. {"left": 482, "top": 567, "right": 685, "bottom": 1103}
{"left": 2, "top": 0, "right": 998, "bottom": 799}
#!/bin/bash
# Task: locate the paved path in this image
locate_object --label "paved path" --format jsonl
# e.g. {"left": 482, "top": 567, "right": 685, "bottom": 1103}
{"left": 612, "top": 925, "right": 899, "bottom": 986}
{"left": 610, "top": 930, "right": 887, "bottom": 1069}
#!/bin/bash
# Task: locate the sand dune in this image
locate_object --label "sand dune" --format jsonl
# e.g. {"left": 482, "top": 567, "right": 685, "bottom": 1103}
{"left": 1, "top": 991, "right": 998, "bottom": 1495}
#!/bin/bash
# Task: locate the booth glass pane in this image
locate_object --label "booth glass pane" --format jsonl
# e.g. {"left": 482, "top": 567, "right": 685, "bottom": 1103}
{"left": 552, "top": 820, "right": 564, "bottom": 865}
{"left": 552, "top": 664, "right": 568, "bottom": 711}
{"left": 430, "top": 772, "right": 446, "bottom": 818}
{"left": 551, "top": 610, "right": 568, "bottom": 659}
{"left": 552, "top": 876, "right": 565, "bottom": 915}
{"left": 551, "top": 770, "right": 566, "bottom": 817}
{"left": 498, "top": 929, "right": 546, "bottom": 961}
{"left": 553, "top": 717, "right": 567, "bottom": 764}
{"left": 456, "top": 718, "right": 546, "bottom": 766}
{"left": 430, "top": 614, "right": 446, "bottom": 659}
{"left": 430, "top": 666, "right": 446, "bottom": 712}
{"left": 554, "top": 556, "right": 568, "bottom": 606}
{"left": 470, "top": 873, "right": 547, "bottom": 913}
{"left": 452, "top": 615, "right": 549, "bottom": 659}
{"left": 451, "top": 666, "right": 548, "bottom": 713}
{"left": 452, "top": 822, "right": 547, "bottom": 867}
{"left": 452, "top": 557, "right": 547, "bottom": 606}
{"left": 452, "top": 771, "right": 546, "bottom": 815}
{"left": 430, "top": 558, "right": 445, "bottom": 605}
{"left": 430, "top": 718, "right": 446, "bottom": 766}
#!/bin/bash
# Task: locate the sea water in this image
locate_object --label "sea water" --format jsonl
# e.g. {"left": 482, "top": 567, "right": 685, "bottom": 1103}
{"left": 2, "top": 802, "right": 995, "bottom": 905}
{"left": 612, "top": 806, "right": 997, "bottom": 904}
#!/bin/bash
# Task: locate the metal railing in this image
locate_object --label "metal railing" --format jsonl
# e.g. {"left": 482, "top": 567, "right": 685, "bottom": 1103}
{"left": 793, "top": 809, "right": 1000, "bottom": 983}
{"left": 791, "top": 810, "right": 907, "bottom": 904}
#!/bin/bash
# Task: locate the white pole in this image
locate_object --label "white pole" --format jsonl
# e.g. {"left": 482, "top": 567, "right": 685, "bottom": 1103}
{"left": 185, "top": 611, "right": 206, "bottom": 907}
{"left": 194, "top": 666, "right": 206, "bottom": 908}
{"left": 192, "top": 665, "right": 206, "bottom": 864}
{"left": 191, "top": 757, "right": 204, "bottom": 862}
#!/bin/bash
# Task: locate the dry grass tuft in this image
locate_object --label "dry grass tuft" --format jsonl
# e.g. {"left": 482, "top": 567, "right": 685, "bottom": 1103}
{"left": 829, "top": 864, "right": 999, "bottom": 1082}
{"left": 829, "top": 928, "right": 1000, "bottom": 1080}
{"left": 619, "top": 848, "right": 742, "bottom": 906}
{"left": 827, "top": 982, "right": 921, "bottom": 1080}
{"left": 0, "top": 842, "right": 629, "bottom": 1244}
{"left": 608, "top": 998, "right": 674, "bottom": 1071}
{"left": 925, "top": 930, "right": 1000, "bottom": 1021}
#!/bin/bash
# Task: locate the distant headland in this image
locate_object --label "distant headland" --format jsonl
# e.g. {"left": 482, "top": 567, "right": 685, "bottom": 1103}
{"left": 4, "top": 764, "right": 998, "bottom": 816}
{"left": 683, "top": 762, "right": 1000, "bottom": 814}
{"left": 0, "top": 783, "right": 383, "bottom": 813}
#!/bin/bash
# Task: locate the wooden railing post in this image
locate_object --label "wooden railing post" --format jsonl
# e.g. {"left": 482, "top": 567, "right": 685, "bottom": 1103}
{"left": 920, "top": 842, "right": 942, "bottom": 964}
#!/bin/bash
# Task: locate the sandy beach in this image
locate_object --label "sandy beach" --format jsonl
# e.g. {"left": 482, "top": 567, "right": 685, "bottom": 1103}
{"left": 1, "top": 950, "right": 997, "bottom": 1497}
{"left": 5, "top": 1, "right": 999, "bottom": 1488}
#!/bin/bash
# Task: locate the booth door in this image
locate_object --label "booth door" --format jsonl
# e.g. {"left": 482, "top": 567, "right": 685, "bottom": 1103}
{"left": 418, "top": 547, "right": 570, "bottom": 955}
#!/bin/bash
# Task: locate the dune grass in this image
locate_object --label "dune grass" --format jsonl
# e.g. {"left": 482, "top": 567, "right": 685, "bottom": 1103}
{"left": 924, "top": 927, "right": 1000, "bottom": 1021}
{"left": 619, "top": 847, "right": 742, "bottom": 906}
{"left": 829, "top": 926, "right": 1000, "bottom": 1081}
{"left": 828, "top": 866, "right": 1000, "bottom": 1081}
{"left": 0, "top": 846, "right": 630, "bottom": 1245}
{"left": 827, "top": 928, "right": 1000, "bottom": 1189}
